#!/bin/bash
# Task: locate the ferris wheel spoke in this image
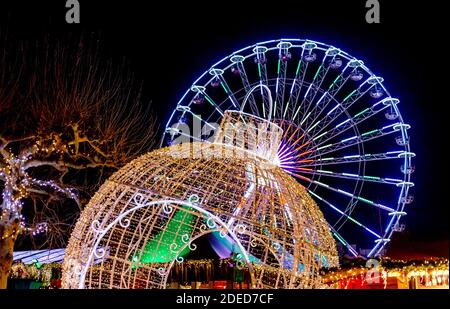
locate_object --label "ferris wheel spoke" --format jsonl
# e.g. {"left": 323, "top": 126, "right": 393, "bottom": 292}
{"left": 307, "top": 190, "right": 382, "bottom": 239}
{"left": 274, "top": 42, "right": 292, "bottom": 118}
{"left": 191, "top": 85, "right": 225, "bottom": 117}
{"left": 290, "top": 42, "right": 319, "bottom": 121}
{"left": 290, "top": 63, "right": 312, "bottom": 119}
{"left": 298, "top": 54, "right": 332, "bottom": 126}
{"left": 285, "top": 171, "right": 395, "bottom": 212}
{"left": 306, "top": 97, "right": 398, "bottom": 147}
{"left": 284, "top": 57, "right": 306, "bottom": 118}
{"left": 301, "top": 122, "right": 409, "bottom": 161}
{"left": 274, "top": 59, "right": 284, "bottom": 117}
{"left": 280, "top": 166, "right": 402, "bottom": 186}
{"left": 304, "top": 77, "right": 378, "bottom": 139}
{"left": 367, "top": 240, "right": 386, "bottom": 257}
{"left": 292, "top": 150, "right": 415, "bottom": 167}
{"left": 328, "top": 225, "right": 358, "bottom": 257}
{"left": 279, "top": 123, "right": 306, "bottom": 154}
{"left": 253, "top": 45, "right": 270, "bottom": 117}
{"left": 231, "top": 55, "right": 259, "bottom": 117}
{"left": 209, "top": 68, "right": 240, "bottom": 109}
{"left": 301, "top": 63, "right": 352, "bottom": 129}
{"left": 278, "top": 125, "right": 308, "bottom": 155}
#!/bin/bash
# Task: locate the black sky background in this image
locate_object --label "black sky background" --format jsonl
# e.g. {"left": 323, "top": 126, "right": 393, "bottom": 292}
{"left": 1, "top": 1, "right": 448, "bottom": 256}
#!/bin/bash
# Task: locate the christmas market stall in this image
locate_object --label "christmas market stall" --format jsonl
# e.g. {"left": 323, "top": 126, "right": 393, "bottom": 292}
{"left": 8, "top": 254, "right": 253, "bottom": 289}
{"left": 321, "top": 257, "right": 449, "bottom": 289}
{"left": 8, "top": 249, "right": 64, "bottom": 289}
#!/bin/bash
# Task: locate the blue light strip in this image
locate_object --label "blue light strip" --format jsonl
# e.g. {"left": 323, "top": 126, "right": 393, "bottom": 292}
{"left": 307, "top": 120, "right": 321, "bottom": 132}
{"left": 343, "top": 154, "right": 360, "bottom": 159}
{"left": 316, "top": 92, "right": 327, "bottom": 105}
{"left": 312, "top": 131, "right": 328, "bottom": 141}
{"left": 304, "top": 84, "right": 313, "bottom": 98}
{"left": 335, "top": 119, "right": 351, "bottom": 128}
{"left": 367, "top": 241, "right": 382, "bottom": 257}
{"left": 300, "top": 111, "right": 312, "bottom": 125}
{"left": 341, "top": 136, "right": 357, "bottom": 143}
{"left": 327, "top": 104, "right": 340, "bottom": 115}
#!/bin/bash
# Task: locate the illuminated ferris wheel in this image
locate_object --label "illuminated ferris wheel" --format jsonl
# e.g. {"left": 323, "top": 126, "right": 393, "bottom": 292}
{"left": 161, "top": 38, "right": 414, "bottom": 257}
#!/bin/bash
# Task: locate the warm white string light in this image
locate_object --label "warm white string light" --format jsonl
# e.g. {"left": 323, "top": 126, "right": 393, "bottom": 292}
{"left": 62, "top": 111, "right": 338, "bottom": 289}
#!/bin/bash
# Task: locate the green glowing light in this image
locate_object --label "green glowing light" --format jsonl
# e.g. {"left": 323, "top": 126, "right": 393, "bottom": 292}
{"left": 133, "top": 205, "right": 196, "bottom": 266}
{"left": 32, "top": 259, "right": 42, "bottom": 269}
{"left": 343, "top": 90, "right": 356, "bottom": 102}
{"left": 358, "top": 197, "right": 373, "bottom": 204}
{"left": 313, "top": 65, "right": 322, "bottom": 81}
{"left": 220, "top": 81, "right": 228, "bottom": 93}
{"left": 364, "top": 175, "right": 380, "bottom": 180}
{"left": 348, "top": 217, "right": 362, "bottom": 227}
{"left": 361, "top": 129, "right": 379, "bottom": 137}
{"left": 295, "top": 61, "right": 302, "bottom": 76}
{"left": 354, "top": 108, "right": 369, "bottom": 118}
{"left": 333, "top": 233, "right": 346, "bottom": 245}
{"left": 204, "top": 94, "right": 215, "bottom": 107}
{"left": 328, "top": 76, "right": 341, "bottom": 90}
{"left": 300, "top": 111, "right": 311, "bottom": 125}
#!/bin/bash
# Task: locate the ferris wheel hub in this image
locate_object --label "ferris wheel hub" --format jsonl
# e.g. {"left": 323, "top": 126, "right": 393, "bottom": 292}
{"left": 214, "top": 110, "right": 283, "bottom": 164}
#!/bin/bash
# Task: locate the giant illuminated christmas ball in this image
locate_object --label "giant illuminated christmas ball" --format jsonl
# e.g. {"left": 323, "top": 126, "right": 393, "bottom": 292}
{"left": 62, "top": 111, "right": 338, "bottom": 289}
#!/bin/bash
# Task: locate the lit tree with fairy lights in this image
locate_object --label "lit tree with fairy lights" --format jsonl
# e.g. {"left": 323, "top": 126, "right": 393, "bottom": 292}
{"left": 0, "top": 35, "right": 157, "bottom": 288}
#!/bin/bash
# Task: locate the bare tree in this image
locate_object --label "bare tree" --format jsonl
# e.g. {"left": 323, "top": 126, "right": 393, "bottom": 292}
{"left": 0, "top": 34, "right": 157, "bottom": 288}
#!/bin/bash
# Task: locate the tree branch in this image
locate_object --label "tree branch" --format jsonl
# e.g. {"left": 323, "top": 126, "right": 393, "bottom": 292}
{"left": 23, "top": 160, "right": 67, "bottom": 172}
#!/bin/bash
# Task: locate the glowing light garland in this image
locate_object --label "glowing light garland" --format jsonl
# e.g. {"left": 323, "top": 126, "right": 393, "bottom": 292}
{"left": 321, "top": 258, "right": 449, "bottom": 289}
{"left": 0, "top": 150, "right": 77, "bottom": 240}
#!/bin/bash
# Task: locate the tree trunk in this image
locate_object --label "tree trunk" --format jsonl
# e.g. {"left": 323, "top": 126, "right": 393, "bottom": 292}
{"left": 0, "top": 223, "right": 17, "bottom": 289}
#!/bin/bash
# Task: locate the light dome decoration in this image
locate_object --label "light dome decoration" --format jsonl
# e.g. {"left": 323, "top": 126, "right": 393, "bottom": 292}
{"left": 62, "top": 88, "right": 338, "bottom": 288}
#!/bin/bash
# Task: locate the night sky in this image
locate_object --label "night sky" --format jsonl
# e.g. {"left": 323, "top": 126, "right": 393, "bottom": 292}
{"left": 1, "top": 1, "right": 448, "bottom": 257}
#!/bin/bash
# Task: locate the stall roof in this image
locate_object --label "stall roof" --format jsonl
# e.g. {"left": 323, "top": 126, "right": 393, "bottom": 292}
{"left": 13, "top": 249, "right": 66, "bottom": 264}
{"left": 13, "top": 248, "right": 107, "bottom": 265}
